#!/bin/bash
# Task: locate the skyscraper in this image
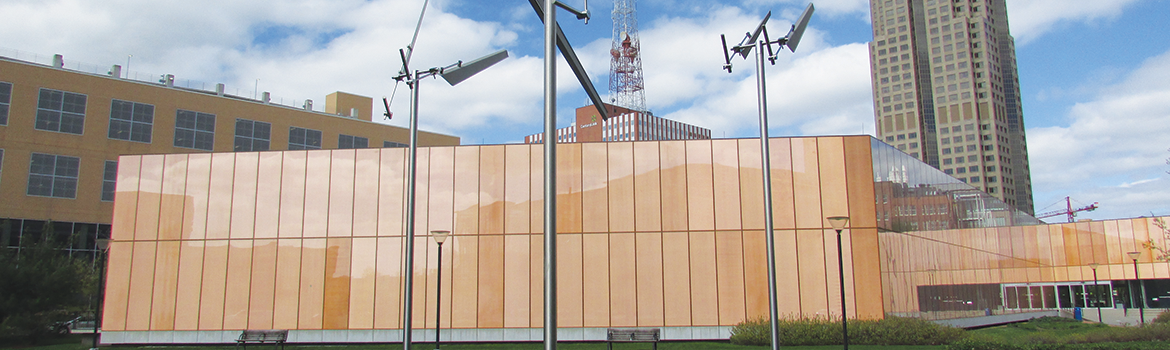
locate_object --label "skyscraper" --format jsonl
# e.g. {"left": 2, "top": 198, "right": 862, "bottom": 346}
{"left": 868, "top": 0, "right": 1034, "bottom": 214}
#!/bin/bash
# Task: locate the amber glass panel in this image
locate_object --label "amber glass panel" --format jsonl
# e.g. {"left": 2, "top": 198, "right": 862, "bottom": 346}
{"left": 328, "top": 150, "right": 356, "bottom": 238}
{"left": 303, "top": 151, "right": 332, "bottom": 238}
{"left": 273, "top": 239, "right": 303, "bottom": 330}
{"left": 661, "top": 231, "right": 692, "bottom": 326}
{"left": 1090, "top": 222, "right": 1109, "bottom": 267}
{"left": 254, "top": 153, "right": 283, "bottom": 239}
{"left": 101, "top": 241, "right": 133, "bottom": 331}
{"left": 712, "top": 140, "right": 743, "bottom": 230}
{"left": 817, "top": 138, "right": 849, "bottom": 221}
{"left": 557, "top": 233, "right": 584, "bottom": 327}
{"left": 581, "top": 143, "right": 609, "bottom": 233}
{"left": 503, "top": 235, "right": 531, "bottom": 327}
{"left": 582, "top": 233, "right": 611, "bottom": 326}
{"left": 842, "top": 136, "right": 877, "bottom": 226}
{"left": 322, "top": 237, "right": 352, "bottom": 329}
{"left": 411, "top": 236, "right": 429, "bottom": 327}
{"left": 451, "top": 235, "right": 479, "bottom": 328}
{"left": 1134, "top": 218, "right": 1153, "bottom": 263}
{"left": 248, "top": 239, "right": 278, "bottom": 329}
{"left": 111, "top": 157, "right": 141, "bottom": 241}
{"left": 686, "top": 141, "right": 715, "bottom": 231}
{"left": 124, "top": 241, "right": 157, "bottom": 330}
{"left": 633, "top": 143, "right": 662, "bottom": 232}
{"left": 659, "top": 141, "right": 689, "bottom": 232}
{"left": 373, "top": 237, "right": 403, "bottom": 329}
{"left": 1116, "top": 220, "right": 1136, "bottom": 265}
{"left": 529, "top": 234, "right": 544, "bottom": 327}
{"left": 1075, "top": 223, "right": 1095, "bottom": 269}
{"left": 796, "top": 229, "right": 828, "bottom": 316}
{"left": 689, "top": 231, "right": 719, "bottom": 325}
{"left": 299, "top": 238, "right": 327, "bottom": 329}
{"left": 133, "top": 155, "right": 164, "bottom": 242}
{"left": 173, "top": 240, "right": 204, "bottom": 330}
{"left": 480, "top": 146, "right": 505, "bottom": 234}
{"left": 1021, "top": 227, "right": 1039, "bottom": 267}
{"left": 741, "top": 230, "right": 768, "bottom": 318}
{"left": 353, "top": 149, "right": 381, "bottom": 238}
{"left": 198, "top": 240, "right": 229, "bottom": 330}
{"left": 608, "top": 143, "right": 635, "bottom": 233}
{"left": 635, "top": 232, "right": 664, "bottom": 326}
{"left": 453, "top": 147, "right": 481, "bottom": 236}
{"left": 775, "top": 229, "right": 803, "bottom": 316}
{"left": 206, "top": 154, "right": 236, "bottom": 239}
{"left": 229, "top": 153, "right": 259, "bottom": 239}
{"left": 1062, "top": 225, "right": 1081, "bottom": 266}
{"left": 737, "top": 140, "right": 765, "bottom": 231}
{"left": 791, "top": 138, "right": 823, "bottom": 229}
{"left": 440, "top": 236, "right": 455, "bottom": 328}
{"left": 149, "top": 240, "right": 181, "bottom": 330}
{"left": 477, "top": 235, "right": 505, "bottom": 327}
{"left": 222, "top": 239, "right": 254, "bottom": 329}
{"left": 1033, "top": 225, "right": 1053, "bottom": 267}
{"left": 413, "top": 150, "right": 432, "bottom": 239}
{"left": 157, "top": 155, "right": 188, "bottom": 241}
{"left": 1049, "top": 226, "right": 1067, "bottom": 266}
{"left": 822, "top": 230, "right": 844, "bottom": 318}
{"left": 556, "top": 143, "right": 584, "bottom": 233}
{"left": 529, "top": 146, "right": 544, "bottom": 235}
{"left": 769, "top": 138, "right": 797, "bottom": 229}
{"left": 347, "top": 237, "right": 377, "bottom": 328}
{"left": 278, "top": 152, "right": 307, "bottom": 239}
{"left": 428, "top": 147, "right": 455, "bottom": 234}
{"left": 182, "top": 154, "right": 211, "bottom": 240}
{"left": 715, "top": 231, "right": 746, "bottom": 324}
{"left": 377, "top": 149, "right": 406, "bottom": 237}
{"left": 850, "top": 228, "right": 884, "bottom": 319}
{"left": 609, "top": 233, "right": 637, "bottom": 326}
{"left": 504, "top": 145, "right": 530, "bottom": 234}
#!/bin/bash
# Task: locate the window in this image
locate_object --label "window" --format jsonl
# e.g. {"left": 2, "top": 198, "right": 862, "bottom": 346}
{"left": 288, "top": 127, "right": 322, "bottom": 150}
{"left": 175, "top": 110, "right": 216, "bottom": 151}
{"left": 0, "top": 82, "right": 11, "bottom": 125}
{"left": 36, "top": 88, "right": 87, "bottom": 134}
{"left": 27, "top": 153, "right": 80, "bottom": 198}
{"left": 339, "top": 134, "right": 369, "bottom": 149}
{"left": 384, "top": 141, "right": 408, "bottom": 148}
{"left": 107, "top": 99, "right": 154, "bottom": 143}
{"left": 101, "top": 161, "right": 117, "bottom": 202}
{"left": 0, "top": 149, "right": 4, "bottom": 184}
{"left": 234, "top": 119, "right": 271, "bottom": 152}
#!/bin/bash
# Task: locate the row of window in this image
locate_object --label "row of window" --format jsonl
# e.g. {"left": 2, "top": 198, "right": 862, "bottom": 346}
{"left": 9, "top": 85, "right": 401, "bottom": 152}
{"left": 3, "top": 150, "right": 116, "bottom": 201}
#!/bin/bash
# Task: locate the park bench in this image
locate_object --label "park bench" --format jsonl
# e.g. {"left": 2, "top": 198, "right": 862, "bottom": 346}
{"left": 236, "top": 329, "right": 288, "bottom": 350}
{"left": 606, "top": 328, "right": 661, "bottom": 350}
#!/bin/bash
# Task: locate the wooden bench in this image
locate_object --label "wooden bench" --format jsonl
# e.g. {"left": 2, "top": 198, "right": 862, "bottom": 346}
{"left": 236, "top": 329, "right": 288, "bottom": 350}
{"left": 606, "top": 328, "right": 661, "bottom": 350}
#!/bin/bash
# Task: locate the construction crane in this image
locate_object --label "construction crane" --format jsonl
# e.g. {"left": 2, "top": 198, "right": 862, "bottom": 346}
{"left": 1036, "top": 196, "right": 1099, "bottom": 223}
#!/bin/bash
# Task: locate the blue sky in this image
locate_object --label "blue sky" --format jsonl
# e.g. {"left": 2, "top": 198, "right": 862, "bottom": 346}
{"left": 0, "top": 0, "right": 1167, "bottom": 221}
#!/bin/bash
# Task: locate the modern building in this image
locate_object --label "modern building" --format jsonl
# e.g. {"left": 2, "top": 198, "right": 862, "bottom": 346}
{"left": 0, "top": 54, "right": 459, "bottom": 256}
{"left": 523, "top": 104, "right": 711, "bottom": 144}
{"left": 868, "top": 0, "right": 1034, "bottom": 214}
{"left": 98, "top": 134, "right": 1169, "bottom": 345}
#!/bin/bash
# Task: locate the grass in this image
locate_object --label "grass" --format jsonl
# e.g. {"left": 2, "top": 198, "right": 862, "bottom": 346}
{"left": 969, "top": 316, "right": 1110, "bottom": 342}
{"left": 0, "top": 334, "right": 945, "bottom": 350}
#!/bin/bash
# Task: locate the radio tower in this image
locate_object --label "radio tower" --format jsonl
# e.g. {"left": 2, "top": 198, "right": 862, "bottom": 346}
{"left": 609, "top": 0, "right": 646, "bottom": 112}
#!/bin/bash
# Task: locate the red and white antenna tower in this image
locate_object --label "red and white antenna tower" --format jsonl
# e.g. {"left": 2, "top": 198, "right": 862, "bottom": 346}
{"left": 609, "top": 0, "right": 646, "bottom": 111}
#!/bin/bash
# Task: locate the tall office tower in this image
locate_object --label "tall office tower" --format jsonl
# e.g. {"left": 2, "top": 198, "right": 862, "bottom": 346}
{"left": 868, "top": 0, "right": 1034, "bottom": 214}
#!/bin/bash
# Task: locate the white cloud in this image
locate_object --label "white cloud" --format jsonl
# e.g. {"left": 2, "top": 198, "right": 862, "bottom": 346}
{"left": 1028, "top": 48, "right": 1170, "bottom": 219}
{"left": 1006, "top": 0, "right": 1140, "bottom": 44}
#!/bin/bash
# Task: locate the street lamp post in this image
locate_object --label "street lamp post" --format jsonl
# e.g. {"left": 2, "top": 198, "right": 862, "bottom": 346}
{"left": 827, "top": 216, "right": 850, "bottom": 350}
{"left": 91, "top": 238, "right": 110, "bottom": 350}
{"left": 1127, "top": 251, "right": 1144, "bottom": 326}
{"left": 431, "top": 230, "right": 450, "bottom": 350}
{"left": 1088, "top": 263, "right": 1101, "bottom": 324}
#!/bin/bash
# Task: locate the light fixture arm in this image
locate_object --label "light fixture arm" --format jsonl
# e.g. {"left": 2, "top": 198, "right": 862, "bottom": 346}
{"left": 554, "top": 0, "right": 591, "bottom": 23}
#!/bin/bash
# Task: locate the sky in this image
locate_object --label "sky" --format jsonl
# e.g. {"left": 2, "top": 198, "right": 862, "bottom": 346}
{"left": 0, "top": 0, "right": 1167, "bottom": 222}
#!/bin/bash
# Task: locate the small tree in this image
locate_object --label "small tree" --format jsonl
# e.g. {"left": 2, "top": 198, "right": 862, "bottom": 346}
{"left": 0, "top": 222, "right": 93, "bottom": 344}
{"left": 1143, "top": 217, "right": 1170, "bottom": 261}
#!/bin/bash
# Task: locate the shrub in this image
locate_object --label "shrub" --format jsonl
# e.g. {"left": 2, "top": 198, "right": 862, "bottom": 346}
{"left": 947, "top": 339, "right": 1170, "bottom": 350}
{"left": 1151, "top": 311, "right": 1170, "bottom": 324}
{"left": 730, "top": 315, "right": 965, "bottom": 346}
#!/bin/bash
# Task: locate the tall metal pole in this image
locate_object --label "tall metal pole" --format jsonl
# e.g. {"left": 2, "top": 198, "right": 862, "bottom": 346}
{"left": 754, "top": 40, "right": 781, "bottom": 350}
{"left": 435, "top": 241, "right": 443, "bottom": 350}
{"left": 1133, "top": 257, "right": 1145, "bottom": 326}
{"left": 1090, "top": 265, "right": 1101, "bottom": 324}
{"left": 836, "top": 228, "right": 848, "bottom": 350}
{"left": 403, "top": 74, "right": 421, "bottom": 350}
{"left": 542, "top": 0, "right": 558, "bottom": 349}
